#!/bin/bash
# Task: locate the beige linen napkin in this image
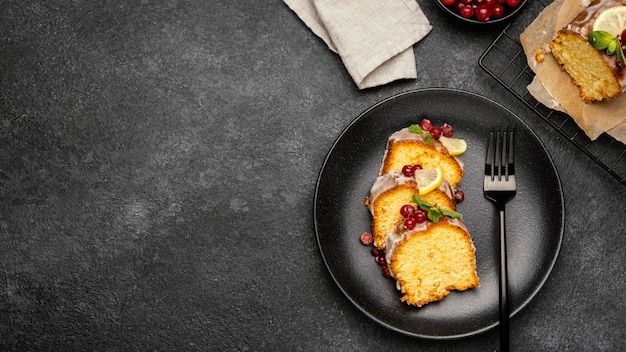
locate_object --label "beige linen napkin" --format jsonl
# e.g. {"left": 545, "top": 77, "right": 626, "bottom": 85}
{"left": 284, "top": 0, "right": 432, "bottom": 89}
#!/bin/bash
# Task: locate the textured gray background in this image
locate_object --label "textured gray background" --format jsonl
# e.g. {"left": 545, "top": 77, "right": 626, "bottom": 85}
{"left": 1, "top": 0, "right": 625, "bottom": 351}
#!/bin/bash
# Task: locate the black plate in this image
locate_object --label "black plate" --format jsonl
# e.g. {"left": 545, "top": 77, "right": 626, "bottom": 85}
{"left": 314, "top": 88, "right": 563, "bottom": 339}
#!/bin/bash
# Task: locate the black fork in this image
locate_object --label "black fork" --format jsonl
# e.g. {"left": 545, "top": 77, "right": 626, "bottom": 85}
{"left": 484, "top": 131, "right": 516, "bottom": 352}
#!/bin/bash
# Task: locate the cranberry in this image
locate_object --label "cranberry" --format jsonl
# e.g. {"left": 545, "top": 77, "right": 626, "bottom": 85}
{"left": 419, "top": 118, "right": 433, "bottom": 131}
{"left": 475, "top": 4, "right": 491, "bottom": 21}
{"left": 506, "top": 0, "right": 519, "bottom": 7}
{"left": 375, "top": 255, "right": 387, "bottom": 266}
{"left": 455, "top": 189, "right": 465, "bottom": 203}
{"left": 441, "top": 0, "right": 456, "bottom": 6}
{"left": 404, "top": 216, "right": 417, "bottom": 230}
{"left": 371, "top": 246, "right": 381, "bottom": 257}
{"left": 430, "top": 126, "right": 443, "bottom": 139}
{"left": 459, "top": 5, "right": 474, "bottom": 18}
{"left": 483, "top": 0, "right": 495, "bottom": 6}
{"left": 400, "top": 204, "right": 415, "bottom": 218}
{"left": 441, "top": 123, "right": 454, "bottom": 138}
{"left": 491, "top": 4, "right": 505, "bottom": 18}
{"left": 401, "top": 164, "right": 415, "bottom": 177}
{"left": 382, "top": 266, "right": 391, "bottom": 278}
{"left": 360, "top": 232, "right": 374, "bottom": 245}
{"left": 414, "top": 209, "right": 428, "bottom": 223}
{"left": 617, "top": 59, "right": 625, "bottom": 69}
{"left": 621, "top": 29, "right": 626, "bottom": 41}
{"left": 411, "top": 164, "right": 423, "bottom": 173}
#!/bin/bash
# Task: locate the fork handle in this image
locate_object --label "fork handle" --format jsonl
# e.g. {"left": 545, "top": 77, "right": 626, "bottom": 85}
{"left": 499, "top": 208, "right": 510, "bottom": 352}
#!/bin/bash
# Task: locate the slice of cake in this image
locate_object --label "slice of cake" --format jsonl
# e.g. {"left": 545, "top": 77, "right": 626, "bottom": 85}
{"left": 368, "top": 171, "right": 456, "bottom": 250}
{"left": 385, "top": 217, "right": 479, "bottom": 307}
{"left": 549, "top": 0, "right": 626, "bottom": 102}
{"left": 380, "top": 128, "right": 463, "bottom": 188}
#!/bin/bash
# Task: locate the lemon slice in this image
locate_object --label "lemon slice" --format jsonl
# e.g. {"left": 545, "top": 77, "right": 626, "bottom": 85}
{"left": 439, "top": 136, "right": 468, "bottom": 156}
{"left": 414, "top": 167, "right": 443, "bottom": 195}
{"left": 593, "top": 6, "right": 626, "bottom": 37}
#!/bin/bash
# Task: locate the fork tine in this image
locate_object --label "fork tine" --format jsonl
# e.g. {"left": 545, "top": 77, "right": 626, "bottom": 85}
{"left": 507, "top": 131, "right": 515, "bottom": 176}
{"left": 498, "top": 131, "right": 509, "bottom": 180}
{"left": 496, "top": 132, "right": 503, "bottom": 180}
{"left": 485, "top": 131, "right": 495, "bottom": 178}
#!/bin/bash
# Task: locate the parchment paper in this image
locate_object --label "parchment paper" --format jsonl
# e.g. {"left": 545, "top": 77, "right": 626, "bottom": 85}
{"left": 520, "top": 0, "right": 626, "bottom": 143}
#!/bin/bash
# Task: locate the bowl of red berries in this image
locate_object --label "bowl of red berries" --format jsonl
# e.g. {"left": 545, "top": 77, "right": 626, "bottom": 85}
{"left": 436, "top": 0, "right": 528, "bottom": 24}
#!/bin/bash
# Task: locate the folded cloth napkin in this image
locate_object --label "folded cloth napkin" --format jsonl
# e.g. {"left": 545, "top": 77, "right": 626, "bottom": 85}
{"left": 284, "top": 0, "right": 432, "bottom": 89}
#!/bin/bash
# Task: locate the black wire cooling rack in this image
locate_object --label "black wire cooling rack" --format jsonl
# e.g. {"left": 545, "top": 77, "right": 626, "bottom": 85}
{"left": 479, "top": 14, "right": 626, "bottom": 186}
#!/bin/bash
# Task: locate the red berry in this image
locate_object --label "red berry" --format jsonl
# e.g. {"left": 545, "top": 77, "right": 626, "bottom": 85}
{"left": 414, "top": 209, "right": 428, "bottom": 223}
{"left": 441, "top": 0, "right": 456, "bottom": 6}
{"left": 506, "top": 0, "right": 519, "bottom": 7}
{"left": 375, "top": 255, "right": 387, "bottom": 266}
{"left": 459, "top": 5, "right": 474, "bottom": 18}
{"left": 475, "top": 4, "right": 491, "bottom": 21}
{"left": 411, "top": 164, "right": 423, "bottom": 173}
{"left": 419, "top": 119, "right": 433, "bottom": 131}
{"left": 455, "top": 189, "right": 465, "bottom": 203}
{"left": 441, "top": 123, "right": 454, "bottom": 138}
{"left": 401, "top": 164, "right": 415, "bottom": 177}
{"left": 430, "top": 126, "right": 443, "bottom": 139}
{"left": 491, "top": 4, "right": 505, "bottom": 18}
{"left": 404, "top": 216, "right": 417, "bottom": 230}
{"left": 360, "top": 232, "right": 374, "bottom": 245}
{"left": 382, "top": 266, "right": 391, "bottom": 278}
{"left": 371, "top": 246, "right": 381, "bottom": 257}
{"left": 483, "top": 0, "right": 495, "bottom": 6}
{"left": 621, "top": 29, "right": 626, "bottom": 41}
{"left": 400, "top": 204, "right": 415, "bottom": 218}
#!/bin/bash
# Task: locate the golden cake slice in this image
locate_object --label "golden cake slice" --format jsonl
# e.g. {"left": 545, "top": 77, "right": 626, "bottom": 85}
{"left": 385, "top": 217, "right": 479, "bottom": 307}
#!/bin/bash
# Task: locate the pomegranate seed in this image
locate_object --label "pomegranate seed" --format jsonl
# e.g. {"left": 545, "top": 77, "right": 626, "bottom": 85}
{"left": 400, "top": 204, "right": 415, "bottom": 218}
{"left": 360, "top": 232, "right": 373, "bottom": 245}
{"left": 455, "top": 189, "right": 465, "bottom": 203}
{"left": 404, "top": 216, "right": 417, "bottom": 230}
{"left": 375, "top": 255, "right": 387, "bottom": 266}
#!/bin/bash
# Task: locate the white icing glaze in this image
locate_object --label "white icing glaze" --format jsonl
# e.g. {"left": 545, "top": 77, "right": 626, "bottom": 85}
{"left": 368, "top": 170, "right": 455, "bottom": 216}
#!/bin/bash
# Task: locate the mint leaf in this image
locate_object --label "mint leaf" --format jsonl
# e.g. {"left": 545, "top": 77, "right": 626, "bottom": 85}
{"left": 428, "top": 209, "right": 441, "bottom": 223}
{"left": 424, "top": 133, "right": 434, "bottom": 144}
{"left": 607, "top": 38, "right": 619, "bottom": 55}
{"left": 408, "top": 124, "right": 424, "bottom": 134}
{"left": 440, "top": 208, "right": 463, "bottom": 219}
{"left": 412, "top": 194, "right": 430, "bottom": 208}
{"left": 589, "top": 30, "right": 615, "bottom": 50}
{"left": 617, "top": 44, "right": 626, "bottom": 65}
{"left": 411, "top": 195, "right": 463, "bottom": 224}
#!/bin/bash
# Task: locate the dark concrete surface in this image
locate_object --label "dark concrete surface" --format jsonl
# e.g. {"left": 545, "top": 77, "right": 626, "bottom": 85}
{"left": 1, "top": 1, "right": 625, "bottom": 351}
